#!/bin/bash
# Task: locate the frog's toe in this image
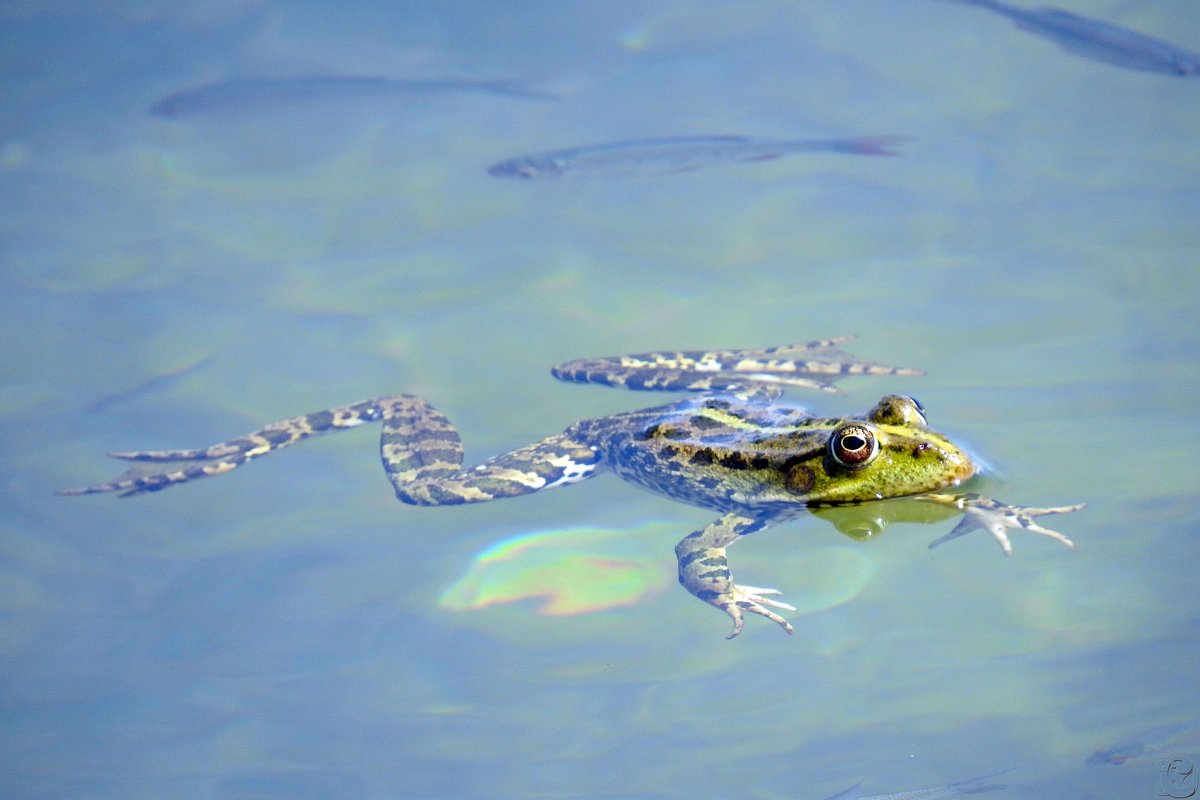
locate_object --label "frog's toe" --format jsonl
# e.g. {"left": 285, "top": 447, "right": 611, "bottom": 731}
{"left": 1020, "top": 516, "right": 1079, "bottom": 551}
{"left": 723, "top": 585, "right": 796, "bottom": 639}
{"left": 737, "top": 585, "right": 797, "bottom": 612}
{"left": 723, "top": 604, "right": 747, "bottom": 639}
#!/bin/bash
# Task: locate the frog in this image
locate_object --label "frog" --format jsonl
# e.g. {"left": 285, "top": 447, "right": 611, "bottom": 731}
{"left": 59, "top": 338, "right": 1083, "bottom": 637}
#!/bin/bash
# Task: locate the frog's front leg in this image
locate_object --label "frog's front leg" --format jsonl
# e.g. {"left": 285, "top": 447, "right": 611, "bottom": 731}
{"left": 921, "top": 492, "right": 1085, "bottom": 555}
{"left": 675, "top": 512, "right": 796, "bottom": 638}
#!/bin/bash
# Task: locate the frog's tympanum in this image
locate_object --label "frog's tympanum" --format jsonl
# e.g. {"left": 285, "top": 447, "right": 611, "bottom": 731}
{"left": 61, "top": 339, "right": 1083, "bottom": 637}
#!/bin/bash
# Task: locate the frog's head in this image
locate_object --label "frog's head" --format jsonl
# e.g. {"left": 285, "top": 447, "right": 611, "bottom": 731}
{"left": 798, "top": 395, "right": 976, "bottom": 504}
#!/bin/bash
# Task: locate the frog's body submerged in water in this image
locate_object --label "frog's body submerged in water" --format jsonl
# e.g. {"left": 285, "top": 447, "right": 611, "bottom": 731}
{"left": 61, "top": 339, "right": 1082, "bottom": 637}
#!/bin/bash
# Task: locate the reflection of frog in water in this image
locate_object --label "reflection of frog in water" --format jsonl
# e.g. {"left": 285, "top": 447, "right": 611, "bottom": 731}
{"left": 61, "top": 339, "right": 1082, "bottom": 637}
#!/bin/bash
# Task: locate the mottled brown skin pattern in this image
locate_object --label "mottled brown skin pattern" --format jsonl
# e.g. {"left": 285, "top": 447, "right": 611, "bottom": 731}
{"left": 60, "top": 339, "right": 1082, "bottom": 637}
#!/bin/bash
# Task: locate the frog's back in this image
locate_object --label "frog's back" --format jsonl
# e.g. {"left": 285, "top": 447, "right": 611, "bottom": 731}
{"left": 569, "top": 396, "right": 824, "bottom": 513}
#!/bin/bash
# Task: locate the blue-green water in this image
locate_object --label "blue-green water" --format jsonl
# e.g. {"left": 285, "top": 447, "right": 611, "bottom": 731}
{"left": 3, "top": 2, "right": 1199, "bottom": 798}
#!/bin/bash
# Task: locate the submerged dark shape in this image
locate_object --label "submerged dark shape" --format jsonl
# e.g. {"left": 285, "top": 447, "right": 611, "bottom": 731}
{"left": 149, "top": 76, "right": 558, "bottom": 118}
{"left": 487, "top": 135, "right": 904, "bottom": 179}
{"left": 85, "top": 357, "right": 212, "bottom": 413}
{"left": 1086, "top": 720, "right": 1200, "bottom": 765}
{"left": 944, "top": 0, "right": 1200, "bottom": 75}
{"left": 822, "top": 767, "right": 1012, "bottom": 800}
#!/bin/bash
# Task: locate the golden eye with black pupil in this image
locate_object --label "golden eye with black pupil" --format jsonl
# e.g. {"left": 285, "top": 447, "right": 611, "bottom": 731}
{"left": 828, "top": 424, "right": 879, "bottom": 468}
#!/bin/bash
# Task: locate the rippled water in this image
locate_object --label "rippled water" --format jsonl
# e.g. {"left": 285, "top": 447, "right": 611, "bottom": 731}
{"left": 3, "top": 2, "right": 1198, "bottom": 798}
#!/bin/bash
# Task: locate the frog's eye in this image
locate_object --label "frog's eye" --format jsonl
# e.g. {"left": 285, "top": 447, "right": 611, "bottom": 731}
{"left": 828, "top": 424, "right": 879, "bottom": 468}
{"left": 905, "top": 396, "right": 927, "bottom": 424}
{"left": 867, "top": 395, "right": 926, "bottom": 427}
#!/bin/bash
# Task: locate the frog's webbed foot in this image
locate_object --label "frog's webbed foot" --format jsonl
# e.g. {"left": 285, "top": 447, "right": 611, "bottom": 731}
{"left": 720, "top": 585, "right": 797, "bottom": 639}
{"left": 57, "top": 451, "right": 244, "bottom": 497}
{"left": 58, "top": 398, "right": 391, "bottom": 497}
{"left": 675, "top": 512, "right": 796, "bottom": 637}
{"left": 924, "top": 493, "right": 1085, "bottom": 555}
{"left": 552, "top": 336, "right": 922, "bottom": 396}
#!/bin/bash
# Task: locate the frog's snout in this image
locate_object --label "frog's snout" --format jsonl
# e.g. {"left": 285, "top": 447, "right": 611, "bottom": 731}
{"left": 906, "top": 436, "right": 976, "bottom": 489}
{"left": 942, "top": 444, "right": 977, "bottom": 484}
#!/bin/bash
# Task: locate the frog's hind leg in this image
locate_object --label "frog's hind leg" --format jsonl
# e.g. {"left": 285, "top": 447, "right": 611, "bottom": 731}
{"left": 61, "top": 395, "right": 604, "bottom": 504}
{"left": 58, "top": 398, "right": 393, "bottom": 497}
{"left": 675, "top": 512, "right": 797, "bottom": 638}
{"left": 551, "top": 338, "right": 922, "bottom": 396}
{"left": 383, "top": 396, "right": 602, "bottom": 505}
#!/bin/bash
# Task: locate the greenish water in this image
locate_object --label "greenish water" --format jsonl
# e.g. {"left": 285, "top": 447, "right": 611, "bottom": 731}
{"left": 2, "top": 2, "right": 1199, "bottom": 798}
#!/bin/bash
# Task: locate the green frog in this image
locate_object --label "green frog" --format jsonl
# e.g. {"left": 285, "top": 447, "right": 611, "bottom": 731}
{"left": 60, "top": 338, "right": 1083, "bottom": 637}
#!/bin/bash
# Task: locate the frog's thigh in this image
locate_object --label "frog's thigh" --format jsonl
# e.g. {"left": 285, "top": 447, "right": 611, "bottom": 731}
{"left": 386, "top": 421, "right": 603, "bottom": 505}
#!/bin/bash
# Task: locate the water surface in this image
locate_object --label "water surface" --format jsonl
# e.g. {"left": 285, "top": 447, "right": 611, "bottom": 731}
{"left": 2, "top": 2, "right": 1198, "bottom": 798}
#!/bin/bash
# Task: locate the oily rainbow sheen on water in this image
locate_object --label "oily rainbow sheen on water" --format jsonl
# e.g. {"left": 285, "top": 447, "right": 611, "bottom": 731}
{"left": 438, "top": 523, "right": 878, "bottom": 619}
